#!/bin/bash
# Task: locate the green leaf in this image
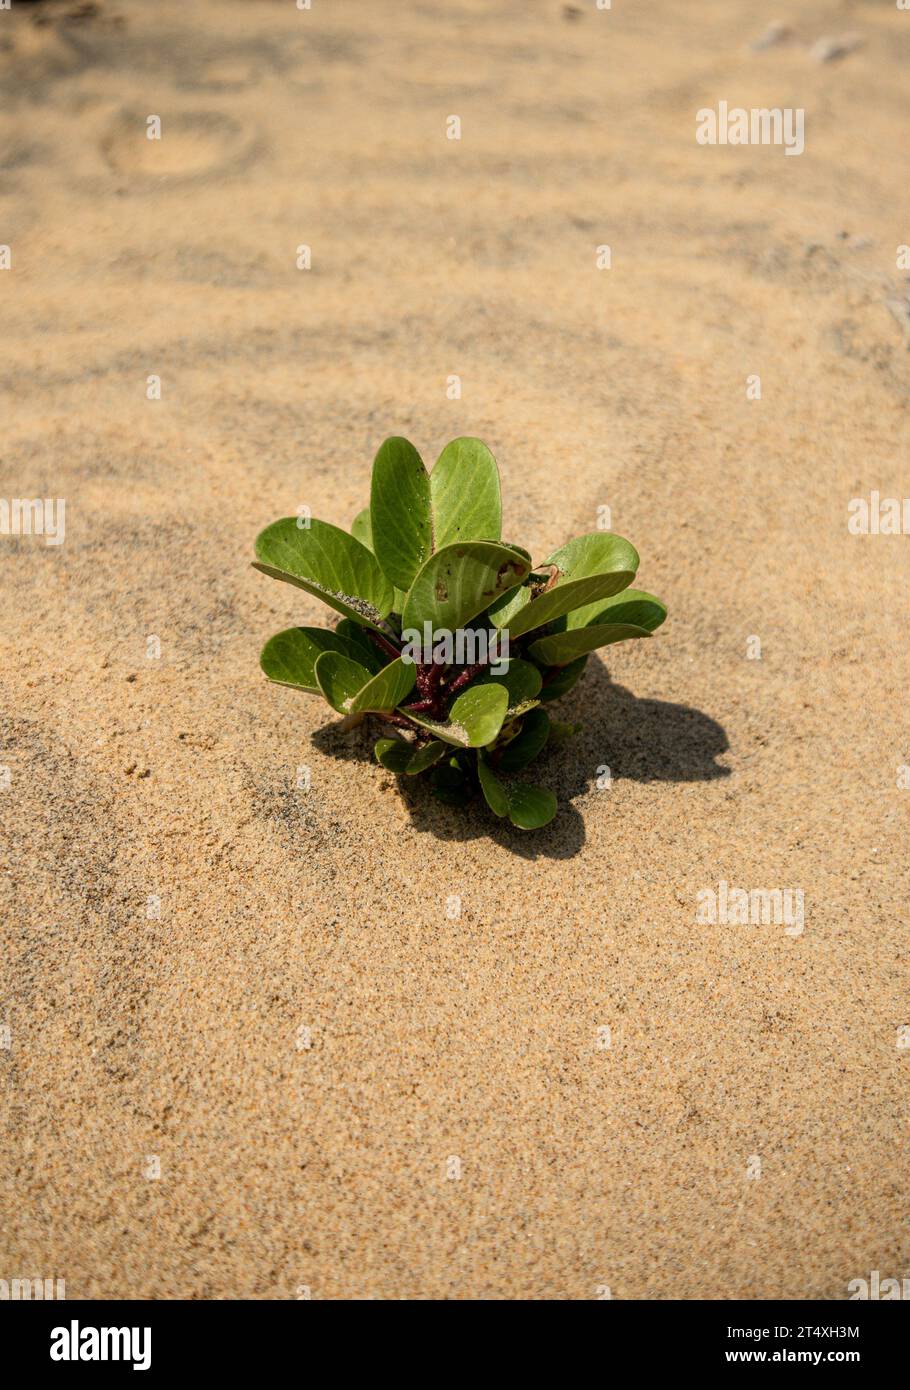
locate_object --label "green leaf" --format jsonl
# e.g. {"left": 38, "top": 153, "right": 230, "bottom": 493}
{"left": 430, "top": 437, "right": 502, "bottom": 547}
{"left": 497, "top": 708, "right": 550, "bottom": 771}
{"left": 406, "top": 740, "right": 447, "bottom": 775}
{"left": 374, "top": 737, "right": 414, "bottom": 773}
{"left": 374, "top": 735, "right": 446, "bottom": 776}
{"left": 253, "top": 517, "right": 395, "bottom": 630}
{"left": 313, "top": 650, "right": 372, "bottom": 714}
{"left": 476, "top": 748, "right": 558, "bottom": 827}
{"left": 348, "top": 656, "right": 417, "bottom": 713}
{"left": 350, "top": 507, "right": 373, "bottom": 551}
{"left": 334, "top": 618, "right": 385, "bottom": 672}
{"left": 506, "top": 783, "right": 557, "bottom": 830}
{"left": 484, "top": 578, "right": 534, "bottom": 632}
{"left": 528, "top": 622, "right": 651, "bottom": 667}
{"left": 565, "top": 587, "right": 667, "bottom": 633}
{"left": 474, "top": 657, "right": 542, "bottom": 717}
{"left": 477, "top": 755, "right": 509, "bottom": 817}
{"left": 260, "top": 626, "right": 372, "bottom": 693}
{"left": 314, "top": 650, "right": 415, "bottom": 714}
{"left": 401, "top": 542, "right": 530, "bottom": 633}
{"left": 369, "top": 437, "right": 433, "bottom": 592}
{"left": 538, "top": 655, "right": 588, "bottom": 702}
{"left": 490, "top": 533, "right": 639, "bottom": 638}
{"left": 405, "top": 682, "right": 509, "bottom": 747}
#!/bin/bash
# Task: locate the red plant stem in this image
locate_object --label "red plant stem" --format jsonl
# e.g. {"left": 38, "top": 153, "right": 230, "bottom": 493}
{"left": 378, "top": 711, "right": 420, "bottom": 731}
{"left": 445, "top": 661, "right": 487, "bottom": 696}
{"left": 367, "top": 628, "right": 402, "bottom": 661}
{"left": 425, "top": 663, "right": 446, "bottom": 713}
{"left": 408, "top": 662, "right": 449, "bottom": 716}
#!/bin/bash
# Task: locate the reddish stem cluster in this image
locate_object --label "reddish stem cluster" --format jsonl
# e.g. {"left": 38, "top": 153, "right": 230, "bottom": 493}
{"left": 407, "top": 661, "right": 456, "bottom": 718}
{"left": 366, "top": 626, "right": 501, "bottom": 731}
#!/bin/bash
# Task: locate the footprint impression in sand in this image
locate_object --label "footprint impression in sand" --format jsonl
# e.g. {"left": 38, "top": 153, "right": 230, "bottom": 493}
{"left": 100, "top": 109, "right": 259, "bottom": 183}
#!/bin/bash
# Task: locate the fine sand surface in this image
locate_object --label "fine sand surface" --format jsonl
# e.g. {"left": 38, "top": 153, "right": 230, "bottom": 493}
{"left": 2, "top": 0, "right": 909, "bottom": 1300}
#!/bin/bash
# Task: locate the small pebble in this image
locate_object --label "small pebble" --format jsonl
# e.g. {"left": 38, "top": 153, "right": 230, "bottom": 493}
{"left": 809, "top": 33, "right": 864, "bottom": 64}
{"left": 750, "top": 22, "right": 792, "bottom": 52}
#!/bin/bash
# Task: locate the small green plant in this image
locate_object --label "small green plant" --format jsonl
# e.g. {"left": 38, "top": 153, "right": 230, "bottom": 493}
{"left": 254, "top": 437, "right": 666, "bottom": 830}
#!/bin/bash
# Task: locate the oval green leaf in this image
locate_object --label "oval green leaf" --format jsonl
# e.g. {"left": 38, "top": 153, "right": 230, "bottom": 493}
{"left": 566, "top": 587, "right": 667, "bottom": 633}
{"left": 374, "top": 737, "right": 414, "bottom": 773}
{"left": 333, "top": 618, "right": 385, "bottom": 672}
{"left": 350, "top": 507, "right": 373, "bottom": 551}
{"left": 474, "top": 657, "right": 542, "bottom": 718}
{"left": 497, "top": 708, "right": 551, "bottom": 771}
{"left": 538, "top": 655, "right": 588, "bottom": 703}
{"left": 370, "top": 437, "right": 432, "bottom": 592}
{"left": 253, "top": 517, "right": 394, "bottom": 630}
{"left": 490, "top": 533, "right": 639, "bottom": 638}
{"left": 313, "top": 650, "right": 372, "bottom": 714}
{"left": 528, "top": 622, "right": 651, "bottom": 667}
{"left": 348, "top": 656, "right": 417, "bottom": 713}
{"left": 260, "top": 625, "right": 376, "bottom": 693}
{"left": 506, "top": 783, "right": 557, "bottom": 830}
{"left": 404, "top": 682, "right": 509, "bottom": 748}
{"left": 430, "top": 436, "right": 502, "bottom": 547}
{"left": 374, "top": 735, "right": 446, "bottom": 775}
{"left": 406, "top": 739, "right": 447, "bottom": 775}
{"left": 477, "top": 754, "right": 509, "bottom": 817}
{"left": 402, "top": 542, "right": 530, "bottom": 633}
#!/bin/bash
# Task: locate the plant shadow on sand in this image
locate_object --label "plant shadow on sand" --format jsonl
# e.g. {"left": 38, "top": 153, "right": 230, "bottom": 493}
{"left": 312, "top": 660, "right": 730, "bottom": 861}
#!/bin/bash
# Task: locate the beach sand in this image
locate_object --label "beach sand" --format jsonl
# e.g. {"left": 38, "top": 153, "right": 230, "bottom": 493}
{"left": 1, "top": 0, "right": 908, "bottom": 1299}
